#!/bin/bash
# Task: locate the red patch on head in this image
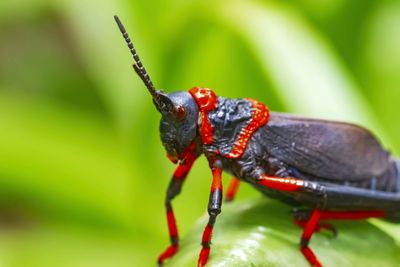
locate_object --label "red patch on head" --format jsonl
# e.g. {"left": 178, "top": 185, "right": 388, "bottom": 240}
{"left": 189, "top": 87, "right": 219, "bottom": 145}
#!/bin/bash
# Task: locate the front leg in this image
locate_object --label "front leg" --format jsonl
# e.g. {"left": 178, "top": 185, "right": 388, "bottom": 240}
{"left": 158, "top": 150, "right": 197, "bottom": 266}
{"left": 198, "top": 158, "right": 223, "bottom": 267}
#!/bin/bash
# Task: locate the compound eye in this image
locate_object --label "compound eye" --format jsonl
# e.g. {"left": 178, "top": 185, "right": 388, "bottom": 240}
{"left": 173, "top": 105, "right": 187, "bottom": 120}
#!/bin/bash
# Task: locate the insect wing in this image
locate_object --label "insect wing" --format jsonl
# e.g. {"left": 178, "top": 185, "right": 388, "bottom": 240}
{"left": 263, "top": 112, "right": 390, "bottom": 181}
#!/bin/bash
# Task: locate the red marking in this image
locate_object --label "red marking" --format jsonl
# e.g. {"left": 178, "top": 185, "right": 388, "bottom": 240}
{"left": 198, "top": 224, "right": 213, "bottom": 266}
{"left": 189, "top": 87, "right": 218, "bottom": 113}
{"left": 225, "top": 177, "right": 240, "bottom": 202}
{"left": 226, "top": 99, "right": 270, "bottom": 159}
{"left": 174, "top": 165, "right": 191, "bottom": 180}
{"left": 259, "top": 175, "right": 303, "bottom": 191}
{"left": 172, "top": 142, "right": 198, "bottom": 179}
{"left": 166, "top": 209, "right": 178, "bottom": 238}
{"left": 174, "top": 157, "right": 195, "bottom": 180}
{"left": 211, "top": 168, "right": 223, "bottom": 192}
{"left": 198, "top": 247, "right": 210, "bottom": 267}
{"left": 320, "top": 210, "right": 385, "bottom": 220}
{"left": 158, "top": 244, "right": 179, "bottom": 265}
{"left": 202, "top": 224, "right": 214, "bottom": 244}
{"left": 201, "top": 111, "right": 213, "bottom": 145}
{"left": 189, "top": 87, "right": 218, "bottom": 145}
{"left": 300, "top": 210, "right": 322, "bottom": 267}
{"left": 301, "top": 246, "right": 322, "bottom": 267}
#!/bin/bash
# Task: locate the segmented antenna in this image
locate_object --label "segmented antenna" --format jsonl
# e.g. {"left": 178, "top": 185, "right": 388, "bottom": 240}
{"left": 114, "top": 15, "right": 158, "bottom": 98}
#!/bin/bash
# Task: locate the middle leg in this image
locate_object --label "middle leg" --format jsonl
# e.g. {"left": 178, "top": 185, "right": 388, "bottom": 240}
{"left": 225, "top": 176, "right": 240, "bottom": 202}
{"left": 198, "top": 159, "right": 224, "bottom": 267}
{"left": 293, "top": 209, "right": 337, "bottom": 237}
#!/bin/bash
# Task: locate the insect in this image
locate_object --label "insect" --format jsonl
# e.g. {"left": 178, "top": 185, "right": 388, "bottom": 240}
{"left": 114, "top": 15, "right": 400, "bottom": 267}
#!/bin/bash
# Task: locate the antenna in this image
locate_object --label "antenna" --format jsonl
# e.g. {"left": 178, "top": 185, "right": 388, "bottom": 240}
{"left": 114, "top": 15, "right": 158, "bottom": 98}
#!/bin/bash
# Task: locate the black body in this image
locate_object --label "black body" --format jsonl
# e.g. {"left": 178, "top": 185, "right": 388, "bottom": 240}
{"left": 206, "top": 97, "right": 400, "bottom": 220}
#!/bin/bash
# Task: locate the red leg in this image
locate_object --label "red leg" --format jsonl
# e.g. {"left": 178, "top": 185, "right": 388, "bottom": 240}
{"left": 198, "top": 159, "right": 223, "bottom": 267}
{"left": 257, "top": 174, "right": 386, "bottom": 266}
{"left": 298, "top": 209, "right": 385, "bottom": 267}
{"left": 319, "top": 210, "right": 385, "bottom": 220}
{"left": 293, "top": 209, "right": 337, "bottom": 237}
{"left": 294, "top": 218, "right": 337, "bottom": 237}
{"left": 158, "top": 202, "right": 179, "bottom": 266}
{"left": 158, "top": 149, "right": 198, "bottom": 266}
{"left": 225, "top": 177, "right": 240, "bottom": 202}
{"left": 300, "top": 210, "right": 323, "bottom": 267}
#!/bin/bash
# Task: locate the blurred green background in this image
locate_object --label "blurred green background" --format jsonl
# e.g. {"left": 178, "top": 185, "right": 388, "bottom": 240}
{"left": 0, "top": 0, "right": 400, "bottom": 266}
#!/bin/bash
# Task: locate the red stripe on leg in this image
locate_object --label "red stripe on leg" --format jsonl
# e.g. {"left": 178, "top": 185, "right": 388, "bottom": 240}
{"left": 198, "top": 247, "right": 210, "bottom": 267}
{"left": 197, "top": 160, "right": 223, "bottom": 267}
{"left": 298, "top": 210, "right": 323, "bottom": 267}
{"left": 211, "top": 168, "right": 222, "bottom": 192}
{"left": 202, "top": 224, "right": 214, "bottom": 245}
{"left": 172, "top": 142, "right": 198, "bottom": 179}
{"left": 197, "top": 224, "right": 214, "bottom": 267}
{"left": 174, "top": 164, "right": 192, "bottom": 180}
{"left": 301, "top": 246, "right": 322, "bottom": 267}
{"left": 302, "top": 210, "right": 321, "bottom": 240}
{"left": 166, "top": 209, "right": 178, "bottom": 240}
{"left": 259, "top": 175, "right": 304, "bottom": 191}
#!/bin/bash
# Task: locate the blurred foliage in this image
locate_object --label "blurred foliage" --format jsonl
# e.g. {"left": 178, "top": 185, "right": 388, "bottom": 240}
{"left": 0, "top": 0, "right": 399, "bottom": 266}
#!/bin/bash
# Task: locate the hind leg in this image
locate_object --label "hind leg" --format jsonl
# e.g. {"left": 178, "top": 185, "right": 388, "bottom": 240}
{"left": 297, "top": 209, "right": 385, "bottom": 266}
{"left": 255, "top": 175, "right": 387, "bottom": 266}
{"left": 298, "top": 210, "right": 323, "bottom": 267}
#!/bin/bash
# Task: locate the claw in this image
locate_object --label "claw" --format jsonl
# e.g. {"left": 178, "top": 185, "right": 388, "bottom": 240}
{"left": 158, "top": 245, "right": 178, "bottom": 266}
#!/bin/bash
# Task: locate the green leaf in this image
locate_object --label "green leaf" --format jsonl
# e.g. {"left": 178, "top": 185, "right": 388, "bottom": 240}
{"left": 166, "top": 198, "right": 400, "bottom": 267}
